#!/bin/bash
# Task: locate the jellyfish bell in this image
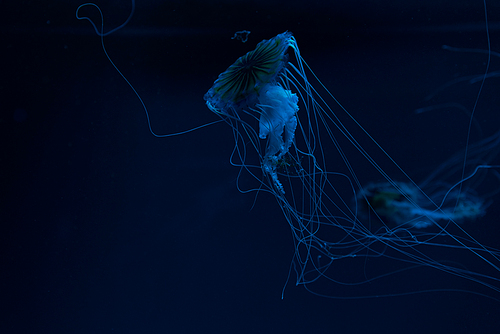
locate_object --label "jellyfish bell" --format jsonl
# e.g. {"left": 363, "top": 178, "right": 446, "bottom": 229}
{"left": 204, "top": 32, "right": 294, "bottom": 114}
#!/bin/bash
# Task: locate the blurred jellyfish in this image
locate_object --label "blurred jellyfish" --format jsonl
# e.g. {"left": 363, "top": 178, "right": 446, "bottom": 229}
{"left": 356, "top": 42, "right": 500, "bottom": 231}
{"left": 204, "top": 31, "right": 500, "bottom": 299}
{"left": 357, "top": 126, "right": 500, "bottom": 230}
{"left": 357, "top": 179, "right": 486, "bottom": 230}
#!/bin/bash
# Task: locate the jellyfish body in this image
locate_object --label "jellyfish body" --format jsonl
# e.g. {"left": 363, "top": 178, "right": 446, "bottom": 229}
{"left": 204, "top": 32, "right": 299, "bottom": 193}
{"left": 205, "top": 32, "right": 500, "bottom": 298}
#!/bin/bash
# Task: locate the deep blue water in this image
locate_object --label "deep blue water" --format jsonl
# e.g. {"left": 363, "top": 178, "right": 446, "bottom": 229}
{"left": 2, "top": 1, "right": 500, "bottom": 333}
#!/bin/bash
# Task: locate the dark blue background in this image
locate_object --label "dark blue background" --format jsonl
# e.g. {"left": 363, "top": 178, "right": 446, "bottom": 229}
{"left": 2, "top": 0, "right": 500, "bottom": 333}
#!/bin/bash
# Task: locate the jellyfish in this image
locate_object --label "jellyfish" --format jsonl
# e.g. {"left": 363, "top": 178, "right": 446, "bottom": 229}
{"left": 77, "top": 0, "right": 500, "bottom": 299}
{"left": 204, "top": 31, "right": 500, "bottom": 299}
{"left": 205, "top": 32, "right": 299, "bottom": 194}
